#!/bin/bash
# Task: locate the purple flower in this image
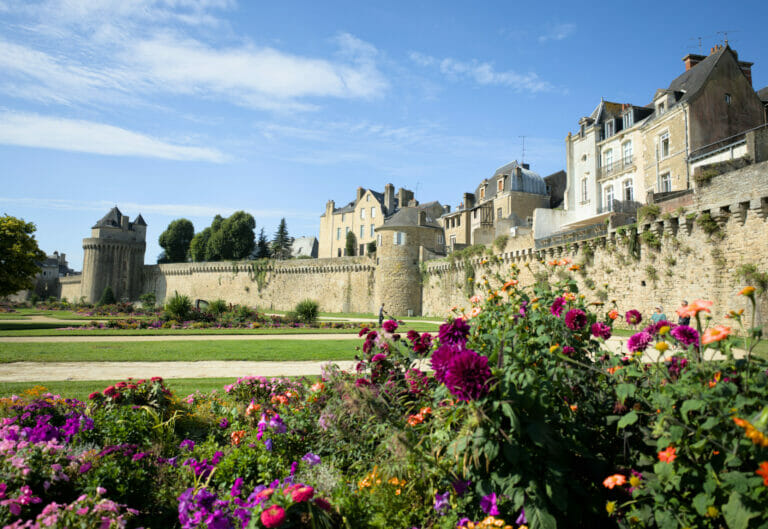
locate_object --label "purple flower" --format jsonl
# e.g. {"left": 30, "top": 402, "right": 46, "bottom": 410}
{"left": 625, "top": 309, "right": 642, "bottom": 325}
{"left": 627, "top": 331, "right": 653, "bottom": 353}
{"left": 562, "top": 346, "right": 575, "bottom": 356}
{"left": 591, "top": 322, "right": 612, "bottom": 340}
{"left": 670, "top": 325, "right": 699, "bottom": 347}
{"left": 382, "top": 319, "right": 398, "bottom": 333}
{"left": 79, "top": 462, "right": 91, "bottom": 474}
{"left": 230, "top": 478, "right": 244, "bottom": 497}
{"left": 438, "top": 318, "right": 471, "bottom": 346}
{"left": 302, "top": 453, "right": 321, "bottom": 467}
{"left": 431, "top": 344, "right": 462, "bottom": 383}
{"left": 264, "top": 438, "right": 273, "bottom": 451}
{"left": 443, "top": 349, "right": 492, "bottom": 402}
{"left": 452, "top": 479, "right": 471, "bottom": 496}
{"left": 433, "top": 491, "right": 450, "bottom": 515}
{"left": 180, "top": 439, "right": 195, "bottom": 452}
{"left": 550, "top": 296, "right": 566, "bottom": 317}
{"left": 458, "top": 518, "right": 471, "bottom": 527}
{"left": 218, "top": 418, "right": 229, "bottom": 429}
{"left": 565, "top": 309, "right": 587, "bottom": 331}
{"left": 480, "top": 493, "right": 500, "bottom": 516}
{"left": 516, "top": 508, "right": 527, "bottom": 525}
{"left": 644, "top": 320, "right": 674, "bottom": 335}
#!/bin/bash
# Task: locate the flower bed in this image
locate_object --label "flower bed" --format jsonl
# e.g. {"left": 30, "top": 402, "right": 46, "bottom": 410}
{"left": 63, "top": 318, "right": 361, "bottom": 331}
{"left": 1, "top": 267, "right": 767, "bottom": 528}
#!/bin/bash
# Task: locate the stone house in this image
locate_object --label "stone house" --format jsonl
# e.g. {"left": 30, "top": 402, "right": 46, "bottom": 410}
{"left": 318, "top": 185, "right": 414, "bottom": 258}
{"left": 441, "top": 161, "right": 551, "bottom": 249}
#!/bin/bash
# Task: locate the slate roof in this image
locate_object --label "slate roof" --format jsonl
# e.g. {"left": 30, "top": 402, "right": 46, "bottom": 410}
{"left": 134, "top": 214, "right": 147, "bottom": 226}
{"left": 321, "top": 188, "right": 401, "bottom": 217}
{"left": 379, "top": 205, "right": 442, "bottom": 230}
{"left": 93, "top": 207, "right": 123, "bottom": 228}
{"left": 758, "top": 86, "right": 768, "bottom": 102}
{"left": 667, "top": 46, "right": 728, "bottom": 103}
{"left": 476, "top": 160, "right": 548, "bottom": 200}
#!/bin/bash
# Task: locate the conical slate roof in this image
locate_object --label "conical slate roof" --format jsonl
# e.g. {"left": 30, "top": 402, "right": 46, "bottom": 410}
{"left": 134, "top": 214, "right": 147, "bottom": 226}
{"left": 93, "top": 207, "right": 123, "bottom": 228}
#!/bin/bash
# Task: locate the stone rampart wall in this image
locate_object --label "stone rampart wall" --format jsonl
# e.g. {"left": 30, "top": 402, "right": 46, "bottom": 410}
{"left": 142, "top": 256, "right": 376, "bottom": 313}
{"left": 422, "top": 162, "right": 768, "bottom": 328}
{"left": 59, "top": 276, "right": 82, "bottom": 302}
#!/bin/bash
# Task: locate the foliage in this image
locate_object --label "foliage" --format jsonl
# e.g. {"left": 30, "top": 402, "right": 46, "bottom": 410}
{"left": 97, "top": 285, "right": 116, "bottom": 306}
{"left": 640, "top": 230, "right": 661, "bottom": 250}
{"left": 294, "top": 299, "right": 320, "bottom": 324}
{"left": 696, "top": 213, "right": 722, "bottom": 239}
{"left": 158, "top": 218, "right": 195, "bottom": 263}
{"left": 736, "top": 264, "right": 768, "bottom": 294}
{"left": 255, "top": 228, "right": 271, "bottom": 259}
{"left": 694, "top": 168, "right": 719, "bottom": 186}
{"left": 207, "top": 299, "right": 229, "bottom": 316}
{"left": 344, "top": 230, "right": 357, "bottom": 257}
{"left": 367, "top": 241, "right": 377, "bottom": 255}
{"left": 0, "top": 214, "right": 46, "bottom": 298}
{"left": 189, "top": 212, "right": 256, "bottom": 262}
{"left": 164, "top": 291, "right": 193, "bottom": 321}
{"left": 139, "top": 292, "right": 157, "bottom": 309}
{"left": 638, "top": 204, "right": 661, "bottom": 222}
{"left": 272, "top": 218, "right": 292, "bottom": 260}
{"left": 493, "top": 235, "right": 509, "bottom": 253}
{"left": 645, "top": 264, "right": 659, "bottom": 282}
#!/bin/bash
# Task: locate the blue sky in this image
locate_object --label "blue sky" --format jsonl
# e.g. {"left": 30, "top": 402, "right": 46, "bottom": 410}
{"left": 1, "top": 0, "right": 766, "bottom": 268}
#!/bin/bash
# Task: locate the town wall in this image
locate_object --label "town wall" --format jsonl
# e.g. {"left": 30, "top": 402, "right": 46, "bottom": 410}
{"left": 142, "top": 256, "right": 376, "bottom": 314}
{"left": 60, "top": 276, "right": 82, "bottom": 301}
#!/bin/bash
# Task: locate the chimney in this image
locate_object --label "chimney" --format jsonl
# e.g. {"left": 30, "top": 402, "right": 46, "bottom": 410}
{"left": 418, "top": 211, "right": 427, "bottom": 226}
{"left": 384, "top": 183, "right": 394, "bottom": 213}
{"left": 356, "top": 187, "right": 365, "bottom": 203}
{"left": 682, "top": 53, "right": 706, "bottom": 72}
{"left": 522, "top": 163, "right": 530, "bottom": 170}
{"left": 463, "top": 192, "right": 475, "bottom": 209}
{"left": 738, "top": 60, "right": 754, "bottom": 87}
{"left": 121, "top": 215, "right": 129, "bottom": 230}
{"left": 709, "top": 44, "right": 723, "bottom": 55}
{"left": 325, "top": 200, "right": 335, "bottom": 214}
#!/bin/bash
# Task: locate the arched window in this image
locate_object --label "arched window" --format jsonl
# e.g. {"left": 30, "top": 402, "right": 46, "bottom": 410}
{"left": 604, "top": 185, "right": 614, "bottom": 211}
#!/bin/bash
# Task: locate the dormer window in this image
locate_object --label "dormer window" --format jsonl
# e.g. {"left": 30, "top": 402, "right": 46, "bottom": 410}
{"left": 623, "top": 112, "right": 634, "bottom": 129}
{"left": 657, "top": 102, "right": 666, "bottom": 115}
{"left": 725, "top": 93, "right": 732, "bottom": 105}
{"left": 604, "top": 120, "right": 615, "bottom": 138}
{"left": 479, "top": 187, "right": 486, "bottom": 200}
{"left": 497, "top": 178, "right": 504, "bottom": 192}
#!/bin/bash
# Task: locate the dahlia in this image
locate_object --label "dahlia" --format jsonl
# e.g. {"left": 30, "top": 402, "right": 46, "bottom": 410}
{"left": 438, "top": 318, "right": 471, "bottom": 346}
{"left": 443, "top": 349, "right": 492, "bottom": 401}
{"left": 565, "top": 309, "right": 587, "bottom": 330}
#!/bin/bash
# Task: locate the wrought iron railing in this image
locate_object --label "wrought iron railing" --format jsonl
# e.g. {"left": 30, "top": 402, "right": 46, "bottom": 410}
{"left": 596, "top": 199, "right": 640, "bottom": 215}
{"left": 535, "top": 222, "right": 608, "bottom": 250}
{"left": 597, "top": 155, "right": 634, "bottom": 178}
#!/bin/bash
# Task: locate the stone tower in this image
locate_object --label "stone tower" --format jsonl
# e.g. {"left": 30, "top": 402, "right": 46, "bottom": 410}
{"left": 80, "top": 207, "right": 147, "bottom": 303}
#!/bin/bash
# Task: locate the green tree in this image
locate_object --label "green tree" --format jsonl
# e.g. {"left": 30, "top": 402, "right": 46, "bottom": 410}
{"left": 271, "top": 218, "right": 292, "bottom": 260}
{"left": 345, "top": 230, "right": 357, "bottom": 256}
{"left": 220, "top": 211, "right": 256, "bottom": 259}
{"left": 97, "top": 286, "right": 116, "bottom": 306}
{"left": 158, "top": 218, "right": 194, "bottom": 263}
{"left": 189, "top": 227, "right": 212, "bottom": 262}
{"left": 367, "top": 241, "right": 377, "bottom": 255}
{"left": 255, "top": 228, "right": 271, "bottom": 259}
{"left": 0, "top": 215, "right": 46, "bottom": 297}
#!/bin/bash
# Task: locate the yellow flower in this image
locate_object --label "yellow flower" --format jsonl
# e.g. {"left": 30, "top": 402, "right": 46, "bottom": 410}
{"left": 654, "top": 342, "right": 669, "bottom": 352}
{"left": 706, "top": 506, "right": 719, "bottom": 518}
{"left": 549, "top": 344, "right": 560, "bottom": 353}
{"left": 629, "top": 476, "right": 641, "bottom": 488}
{"left": 606, "top": 501, "right": 616, "bottom": 515}
{"left": 531, "top": 303, "right": 540, "bottom": 310}
{"left": 659, "top": 325, "right": 670, "bottom": 335}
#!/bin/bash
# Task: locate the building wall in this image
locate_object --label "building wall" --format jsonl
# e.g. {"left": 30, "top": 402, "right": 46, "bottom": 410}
{"left": 597, "top": 126, "right": 645, "bottom": 206}
{"left": 60, "top": 276, "right": 82, "bottom": 301}
{"left": 318, "top": 190, "right": 386, "bottom": 258}
{"left": 565, "top": 126, "right": 599, "bottom": 221}
{"left": 640, "top": 108, "right": 690, "bottom": 195}
{"left": 441, "top": 210, "right": 471, "bottom": 247}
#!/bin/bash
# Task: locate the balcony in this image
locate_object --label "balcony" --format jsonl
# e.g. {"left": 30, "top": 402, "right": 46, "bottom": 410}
{"left": 596, "top": 199, "right": 641, "bottom": 215}
{"left": 597, "top": 155, "right": 634, "bottom": 179}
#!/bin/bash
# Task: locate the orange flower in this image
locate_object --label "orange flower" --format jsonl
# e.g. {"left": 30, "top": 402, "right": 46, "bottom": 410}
{"left": 246, "top": 401, "right": 261, "bottom": 416}
{"left": 569, "top": 404, "right": 578, "bottom": 412}
{"left": 740, "top": 286, "right": 756, "bottom": 297}
{"left": 469, "top": 306, "right": 482, "bottom": 318}
{"left": 469, "top": 295, "right": 482, "bottom": 304}
{"left": 407, "top": 414, "right": 424, "bottom": 427}
{"left": 756, "top": 462, "right": 768, "bottom": 486}
{"left": 569, "top": 264, "right": 580, "bottom": 271}
{"left": 419, "top": 406, "right": 432, "bottom": 415}
{"left": 606, "top": 366, "right": 621, "bottom": 375}
{"left": 310, "top": 381, "right": 325, "bottom": 392}
{"left": 230, "top": 430, "right": 246, "bottom": 446}
{"left": 658, "top": 446, "right": 677, "bottom": 463}
{"left": 547, "top": 260, "right": 559, "bottom": 266}
{"left": 564, "top": 292, "right": 576, "bottom": 302}
{"left": 608, "top": 309, "right": 619, "bottom": 320}
{"left": 676, "top": 299, "right": 713, "bottom": 319}
{"left": 502, "top": 279, "right": 519, "bottom": 292}
{"left": 602, "top": 474, "right": 627, "bottom": 489}
{"left": 702, "top": 325, "right": 731, "bottom": 345}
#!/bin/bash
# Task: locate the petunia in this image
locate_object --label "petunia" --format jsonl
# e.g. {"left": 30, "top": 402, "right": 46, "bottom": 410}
{"left": 479, "top": 492, "right": 500, "bottom": 516}
{"left": 433, "top": 491, "right": 450, "bottom": 515}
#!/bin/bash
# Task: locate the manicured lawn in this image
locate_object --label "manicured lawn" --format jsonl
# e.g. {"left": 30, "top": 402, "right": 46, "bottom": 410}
{"left": 0, "top": 377, "right": 319, "bottom": 401}
{"left": 0, "top": 339, "right": 359, "bottom": 363}
{"left": 611, "top": 327, "right": 768, "bottom": 358}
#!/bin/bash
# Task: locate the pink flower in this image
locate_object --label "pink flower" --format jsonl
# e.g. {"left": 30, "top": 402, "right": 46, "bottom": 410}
{"left": 291, "top": 486, "right": 315, "bottom": 503}
{"left": 591, "top": 322, "right": 612, "bottom": 340}
{"left": 382, "top": 319, "right": 398, "bottom": 333}
{"left": 565, "top": 309, "right": 587, "bottom": 331}
{"left": 261, "top": 505, "right": 286, "bottom": 528}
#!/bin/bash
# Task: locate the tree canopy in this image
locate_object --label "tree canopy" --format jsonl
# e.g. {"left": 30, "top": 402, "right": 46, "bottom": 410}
{"left": 255, "top": 228, "right": 271, "bottom": 259}
{"left": 271, "top": 218, "right": 292, "bottom": 260}
{"left": 0, "top": 215, "right": 46, "bottom": 297}
{"left": 158, "top": 218, "right": 194, "bottom": 263}
{"left": 345, "top": 230, "right": 357, "bottom": 256}
{"left": 189, "top": 212, "right": 256, "bottom": 262}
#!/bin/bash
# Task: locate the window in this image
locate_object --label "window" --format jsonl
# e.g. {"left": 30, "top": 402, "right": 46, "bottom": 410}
{"left": 450, "top": 235, "right": 456, "bottom": 246}
{"left": 660, "top": 173, "right": 671, "bottom": 193}
{"left": 360, "top": 208, "right": 365, "bottom": 219}
{"left": 393, "top": 232, "right": 406, "bottom": 245}
{"left": 437, "top": 234, "right": 444, "bottom": 245}
{"left": 604, "top": 120, "right": 615, "bottom": 138}
{"left": 377, "top": 234, "right": 382, "bottom": 246}
{"left": 366, "top": 194, "right": 370, "bottom": 201}
{"left": 336, "top": 227, "right": 341, "bottom": 240}
{"left": 479, "top": 187, "right": 485, "bottom": 200}
{"left": 341, "top": 213, "right": 345, "bottom": 222}
{"left": 370, "top": 224, "right": 374, "bottom": 237}
{"left": 497, "top": 178, "right": 503, "bottom": 192}
{"left": 360, "top": 225, "right": 364, "bottom": 238}
{"left": 497, "top": 207, "right": 502, "bottom": 220}
{"left": 604, "top": 185, "right": 614, "bottom": 211}
{"left": 337, "top": 248, "right": 342, "bottom": 257}
{"left": 581, "top": 177, "right": 588, "bottom": 202}
{"left": 623, "top": 112, "right": 634, "bottom": 129}
{"left": 657, "top": 102, "right": 666, "bottom": 115}
{"left": 371, "top": 208, "right": 375, "bottom": 218}
{"left": 456, "top": 217, "right": 460, "bottom": 226}
{"left": 659, "top": 133, "right": 670, "bottom": 159}
{"left": 622, "top": 141, "right": 633, "bottom": 165}
{"left": 345, "top": 227, "right": 350, "bottom": 235}
{"left": 725, "top": 93, "right": 732, "bottom": 105}
{"left": 604, "top": 149, "right": 614, "bottom": 173}
{"left": 580, "top": 124, "right": 585, "bottom": 137}
{"left": 623, "top": 179, "right": 634, "bottom": 202}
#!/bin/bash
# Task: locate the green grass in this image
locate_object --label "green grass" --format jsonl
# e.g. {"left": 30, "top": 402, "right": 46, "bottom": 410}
{"left": 0, "top": 339, "right": 359, "bottom": 363}
{"left": 0, "top": 378, "right": 303, "bottom": 401}
{"left": 611, "top": 328, "right": 768, "bottom": 358}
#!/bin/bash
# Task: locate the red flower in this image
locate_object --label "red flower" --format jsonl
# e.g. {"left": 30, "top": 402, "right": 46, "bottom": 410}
{"left": 291, "top": 486, "right": 315, "bottom": 502}
{"left": 260, "top": 505, "right": 286, "bottom": 528}
{"left": 756, "top": 461, "right": 768, "bottom": 486}
{"left": 658, "top": 446, "right": 677, "bottom": 463}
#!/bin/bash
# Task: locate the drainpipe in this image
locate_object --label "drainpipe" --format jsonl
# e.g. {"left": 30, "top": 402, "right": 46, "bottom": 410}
{"left": 683, "top": 104, "right": 691, "bottom": 190}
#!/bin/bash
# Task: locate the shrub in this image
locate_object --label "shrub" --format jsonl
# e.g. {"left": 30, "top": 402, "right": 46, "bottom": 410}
{"left": 207, "top": 299, "right": 228, "bottom": 316}
{"left": 640, "top": 230, "right": 661, "bottom": 250}
{"left": 295, "top": 299, "right": 319, "bottom": 323}
{"left": 97, "top": 285, "right": 116, "bottom": 306}
{"left": 164, "top": 291, "right": 192, "bottom": 321}
{"left": 138, "top": 292, "right": 156, "bottom": 309}
{"left": 737, "top": 263, "right": 768, "bottom": 293}
{"left": 367, "top": 241, "right": 377, "bottom": 254}
{"left": 493, "top": 234, "right": 509, "bottom": 252}
{"left": 696, "top": 212, "right": 722, "bottom": 238}
{"left": 638, "top": 204, "right": 661, "bottom": 222}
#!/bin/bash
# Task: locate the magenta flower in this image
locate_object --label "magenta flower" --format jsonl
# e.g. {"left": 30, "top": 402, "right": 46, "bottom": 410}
{"left": 670, "top": 325, "right": 699, "bottom": 347}
{"left": 371, "top": 353, "right": 387, "bottom": 363}
{"left": 550, "top": 296, "right": 566, "bottom": 317}
{"left": 438, "top": 318, "right": 471, "bottom": 346}
{"left": 431, "top": 344, "right": 461, "bottom": 383}
{"left": 382, "top": 319, "right": 398, "bottom": 333}
{"left": 434, "top": 491, "right": 450, "bottom": 515}
{"left": 443, "top": 349, "right": 492, "bottom": 402}
{"left": 627, "top": 331, "right": 653, "bottom": 353}
{"left": 480, "top": 493, "right": 500, "bottom": 515}
{"left": 591, "top": 322, "right": 612, "bottom": 340}
{"left": 565, "top": 309, "right": 587, "bottom": 331}
{"left": 562, "top": 346, "right": 575, "bottom": 356}
{"left": 625, "top": 309, "right": 642, "bottom": 325}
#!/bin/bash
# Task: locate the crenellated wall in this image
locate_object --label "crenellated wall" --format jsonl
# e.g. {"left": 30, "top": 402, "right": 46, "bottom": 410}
{"left": 142, "top": 256, "right": 376, "bottom": 313}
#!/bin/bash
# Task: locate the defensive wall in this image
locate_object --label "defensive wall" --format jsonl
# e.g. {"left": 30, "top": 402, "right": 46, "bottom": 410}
{"left": 421, "top": 161, "right": 768, "bottom": 327}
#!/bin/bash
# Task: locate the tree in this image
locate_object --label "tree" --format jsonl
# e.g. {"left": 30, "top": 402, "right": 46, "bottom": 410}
{"left": 271, "top": 218, "right": 292, "bottom": 260}
{"left": 367, "top": 241, "right": 377, "bottom": 255}
{"left": 255, "top": 228, "right": 271, "bottom": 258}
{"left": 0, "top": 215, "right": 46, "bottom": 298}
{"left": 158, "top": 218, "right": 194, "bottom": 263}
{"left": 189, "top": 227, "right": 212, "bottom": 261}
{"left": 345, "top": 231, "right": 357, "bottom": 256}
{"left": 97, "top": 286, "right": 116, "bottom": 306}
{"left": 220, "top": 211, "right": 256, "bottom": 259}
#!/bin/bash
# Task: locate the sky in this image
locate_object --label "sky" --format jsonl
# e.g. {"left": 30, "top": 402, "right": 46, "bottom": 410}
{"left": 1, "top": 0, "right": 766, "bottom": 268}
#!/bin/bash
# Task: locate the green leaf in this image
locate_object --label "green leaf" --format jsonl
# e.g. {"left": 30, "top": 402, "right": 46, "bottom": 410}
{"left": 617, "top": 410, "right": 638, "bottom": 429}
{"left": 700, "top": 416, "right": 720, "bottom": 430}
{"left": 692, "top": 493, "right": 710, "bottom": 516}
{"left": 680, "top": 399, "right": 705, "bottom": 423}
{"left": 616, "top": 383, "right": 636, "bottom": 403}
{"left": 529, "top": 504, "right": 557, "bottom": 529}
{"left": 723, "top": 491, "right": 758, "bottom": 529}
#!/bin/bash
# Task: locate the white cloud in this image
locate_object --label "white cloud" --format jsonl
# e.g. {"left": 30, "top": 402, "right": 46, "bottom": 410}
{"left": 0, "top": 112, "right": 226, "bottom": 162}
{"left": 538, "top": 23, "right": 576, "bottom": 43}
{"left": 410, "top": 52, "right": 553, "bottom": 93}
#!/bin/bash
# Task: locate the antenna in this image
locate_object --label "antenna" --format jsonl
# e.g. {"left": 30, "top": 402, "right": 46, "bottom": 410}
{"left": 519, "top": 135, "right": 526, "bottom": 165}
{"left": 414, "top": 181, "right": 422, "bottom": 199}
{"left": 689, "top": 36, "right": 703, "bottom": 52}
{"left": 716, "top": 30, "right": 738, "bottom": 46}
